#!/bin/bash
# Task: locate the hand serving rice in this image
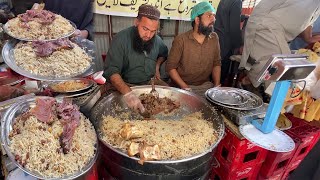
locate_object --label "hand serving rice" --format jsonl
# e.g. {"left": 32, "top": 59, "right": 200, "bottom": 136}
{"left": 8, "top": 97, "right": 97, "bottom": 178}
{"left": 5, "top": 9, "right": 74, "bottom": 40}
{"left": 101, "top": 112, "right": 217, "bottom": 164}
{"left": 13, "top": 38, "right": 92, "bottom": 78}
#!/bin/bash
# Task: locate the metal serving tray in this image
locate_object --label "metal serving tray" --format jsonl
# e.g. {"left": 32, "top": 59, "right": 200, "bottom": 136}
{"left": 205, "top": 88, "right": 263, "bottom": 111}
{"left": 0, "top": 96, "right": 98, "bottom": 180}
{"left": 2, "top": 38, "right": 96, "bottom": 81}
{"left": 3, "top": 20, "right": 76, "bottom": 41}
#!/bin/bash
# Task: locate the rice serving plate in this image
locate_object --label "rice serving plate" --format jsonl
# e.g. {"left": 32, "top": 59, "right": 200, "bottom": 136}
{"left": 0, "top": 96, "right": 98, "bottom": 180}
{"left": 2, "top": 39, "right": 96, "bottom": 81}
{"left": 3, "top": 20, "right": 77, "bottom": 42}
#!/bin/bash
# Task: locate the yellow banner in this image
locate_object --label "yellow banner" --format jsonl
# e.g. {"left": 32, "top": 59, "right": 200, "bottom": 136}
{"left": 94, "top": 0, "right": 220, "bottom": 21}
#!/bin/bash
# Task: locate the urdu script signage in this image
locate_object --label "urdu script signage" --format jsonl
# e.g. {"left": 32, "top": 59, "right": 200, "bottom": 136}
{"left": 94, "top": 0, "right": 221, "bottom": 21}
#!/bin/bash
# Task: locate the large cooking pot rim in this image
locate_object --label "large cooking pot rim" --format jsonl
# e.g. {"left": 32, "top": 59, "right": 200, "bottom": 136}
{"left": 94, "top": 85, "right": 225, "bottom": 164}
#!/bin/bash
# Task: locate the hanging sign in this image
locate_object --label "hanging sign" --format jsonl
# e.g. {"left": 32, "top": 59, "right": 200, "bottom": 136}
{"left": 94, "top": 0, "right": 220, "bottom": 21}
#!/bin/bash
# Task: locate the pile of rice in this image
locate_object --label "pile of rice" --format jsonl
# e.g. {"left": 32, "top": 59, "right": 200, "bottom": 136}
{"left": 6, "top": 14, "right": 74, "bottom": 40}
{"left": 9, "top": 114, "right": 97, "bottom": 178}
{"left": 13, "top": 42, "right": 92, "bottom": 77}
{"left": 101, "top": 112, "right": 217, "bottom": 160}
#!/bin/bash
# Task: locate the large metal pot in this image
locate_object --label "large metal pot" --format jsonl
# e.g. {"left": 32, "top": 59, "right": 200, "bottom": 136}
{"left": 91, "top": 86, "right": 225, "bottom": 180}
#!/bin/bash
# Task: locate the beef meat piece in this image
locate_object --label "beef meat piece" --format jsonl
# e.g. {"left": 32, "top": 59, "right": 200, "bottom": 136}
{"left": 18, "top": 10, "right": 55, "bottom": 25}
{"left": 59, "top": 119, "right": 79, "bottom": 154}
{"left": 32, "top": 38, "right": 74, "bottom": 57}
{"left": 57, "top": 98, "right": 81, "bottom": 154}
{"left": 30, "top": 97, "right": 57, "bottom": 124}
{"left": 139, "top": 93, "right": 180, "bottom": 116}
{"left": 32, "top": 41, "right": 57, "bottom": 57}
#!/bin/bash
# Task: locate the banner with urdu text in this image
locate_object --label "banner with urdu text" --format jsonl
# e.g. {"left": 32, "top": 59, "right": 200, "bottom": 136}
{"left": 94, "top": 0, "right": 220, "bottom": 21}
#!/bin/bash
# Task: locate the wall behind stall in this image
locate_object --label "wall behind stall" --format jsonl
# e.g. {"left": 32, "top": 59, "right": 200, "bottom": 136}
{"left": 93, "top": 0, "right": 261, "bottom": 67}
{"left": 93, "top": 15, "right": 191, "bottom": 65}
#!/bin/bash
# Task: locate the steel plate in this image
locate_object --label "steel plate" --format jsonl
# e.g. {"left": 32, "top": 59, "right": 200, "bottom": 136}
{"left": 2, "top": 39, "right": 96, "bottom": 81}
{"left": 205, "top": 88, "right": 263, "bottom": 111}
{"left": 3, "top": 20, "right": 76, "bottom": 41}
{"left": 0, "top": 96, "right": 99, "bottom": 180}
{"left": 206, "top": 87, "right": 249, "bottom": 105}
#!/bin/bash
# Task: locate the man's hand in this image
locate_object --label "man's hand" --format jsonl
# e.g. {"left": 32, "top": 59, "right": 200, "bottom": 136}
{"left": 155, "top": 70, "right": 161, "bottom": 80}
{"left": 123, "top": 91, "right": 146, "bottom": 113}
{"left": 183, "top": 87, "right": 192, "bottom": 91}
{"left": 73, "top": 29, "right": 89, "bottom": 39}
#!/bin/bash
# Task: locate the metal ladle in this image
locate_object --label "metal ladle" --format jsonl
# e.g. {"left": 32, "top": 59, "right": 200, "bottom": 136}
{"left": 150, "top": 77, "right": 159, "bottom": 98}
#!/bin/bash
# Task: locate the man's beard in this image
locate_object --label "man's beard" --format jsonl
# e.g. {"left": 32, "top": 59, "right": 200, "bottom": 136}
{"left": 132, "top": 27, "right": 155, "bottom": 54}
{"left": 198, "top": 21, "right": 214, "bottom": 37}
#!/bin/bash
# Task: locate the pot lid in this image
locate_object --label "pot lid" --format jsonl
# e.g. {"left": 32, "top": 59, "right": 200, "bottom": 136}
{"left": 239, "top": 124, "right": 295, "bottom": 152}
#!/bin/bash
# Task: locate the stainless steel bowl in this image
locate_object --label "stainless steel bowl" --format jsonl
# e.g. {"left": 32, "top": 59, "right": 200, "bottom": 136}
{"left": 91, "top": 85, "right": 225, "bottom": 163}
{"left": 1, "top": 96, "right": 98, "bottom": 180}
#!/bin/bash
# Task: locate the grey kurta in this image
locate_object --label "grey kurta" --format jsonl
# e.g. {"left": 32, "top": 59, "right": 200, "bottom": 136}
{"left": 240, "top": 0, "right": 320, "bottom": 87}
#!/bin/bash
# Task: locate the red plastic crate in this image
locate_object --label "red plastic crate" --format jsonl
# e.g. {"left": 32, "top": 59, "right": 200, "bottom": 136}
{"left": 284, "top": 115, "right": 320, "bottom": 169}
{"left": 214, "top": 128, "right": 268, "bottom": 172}
{"left": 85, "top": 163, "right": 99, "bottom": 180}
{"left": 211, "top": 159, "right": 262, "bottom": 180}
{"left": 257, "top": 172, "right": 284, "bottom": 180}
{"left": 259, "top": 136, "right": 298, "bottom": 178}
{"left": 281, "top": 159, "right": 302, "bottom": 180}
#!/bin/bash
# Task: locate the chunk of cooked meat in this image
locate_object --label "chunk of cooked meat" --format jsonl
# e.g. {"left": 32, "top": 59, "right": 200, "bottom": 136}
{"left": 128, "top": 142, "right": 140, "bottom": 157}
{"left": 32, "top": 38, "right": 74, "bottom": 57}
{"left": 57, "top": 99, "right": 81, "bottom": 154}
{"left": 30, "top": 97, "right": 57, "bottom": 124}
{"left": 139, "top": 93, "right": 180, "bottom": 116}
{"left": 18, "top": 10, "right": 55, "bottom": 24}
{"left": 138, "top": 143, "right": 161, "bottom": 165}
{"left": 119, "top": 123, "right": 144, "bottom": 140}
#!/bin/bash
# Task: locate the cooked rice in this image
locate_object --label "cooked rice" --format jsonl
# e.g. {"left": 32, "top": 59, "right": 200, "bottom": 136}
{"left": 101, "top": 112, "right": 217, "bottom": 160}
{"left": 6, "top": 14, "right": 74, "bottom": 40}
{"left": 51, "top": 80, "right": 88, "bottom": 92}
{"left": 9, "top": 114, "right": 97, "bottom": 178}
{"left": 13, "top": 41, "right": 92, "bottom": 77}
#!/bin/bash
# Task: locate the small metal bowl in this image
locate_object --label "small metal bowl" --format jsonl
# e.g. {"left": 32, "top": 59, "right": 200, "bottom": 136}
{"left": 47, "top": 78, "right": 95, "bottom": 93}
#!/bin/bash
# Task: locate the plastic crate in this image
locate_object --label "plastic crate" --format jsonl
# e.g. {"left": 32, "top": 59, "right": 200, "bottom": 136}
{"left": 281, "top": 160, "right": 302, "bottom": 180}
{"left": 259, "top": 136, "right": 298, "bottom": 178}
{"left": 84, "top": 163, "right": 99, "bottom": 180}
{"left": 211, "top": 159, "right": 262, "bottom": 180}
{"left": 284, "top": 114, "right": 320, "bottom": 169}
{"left": 288, "top": 133, "right": 318, "bottom": 168}
{"left": 214, "top": 128, "right": 268, "bottom": 172}
{"left": 257, "top": 172, "right": 284, "bottom": 180}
